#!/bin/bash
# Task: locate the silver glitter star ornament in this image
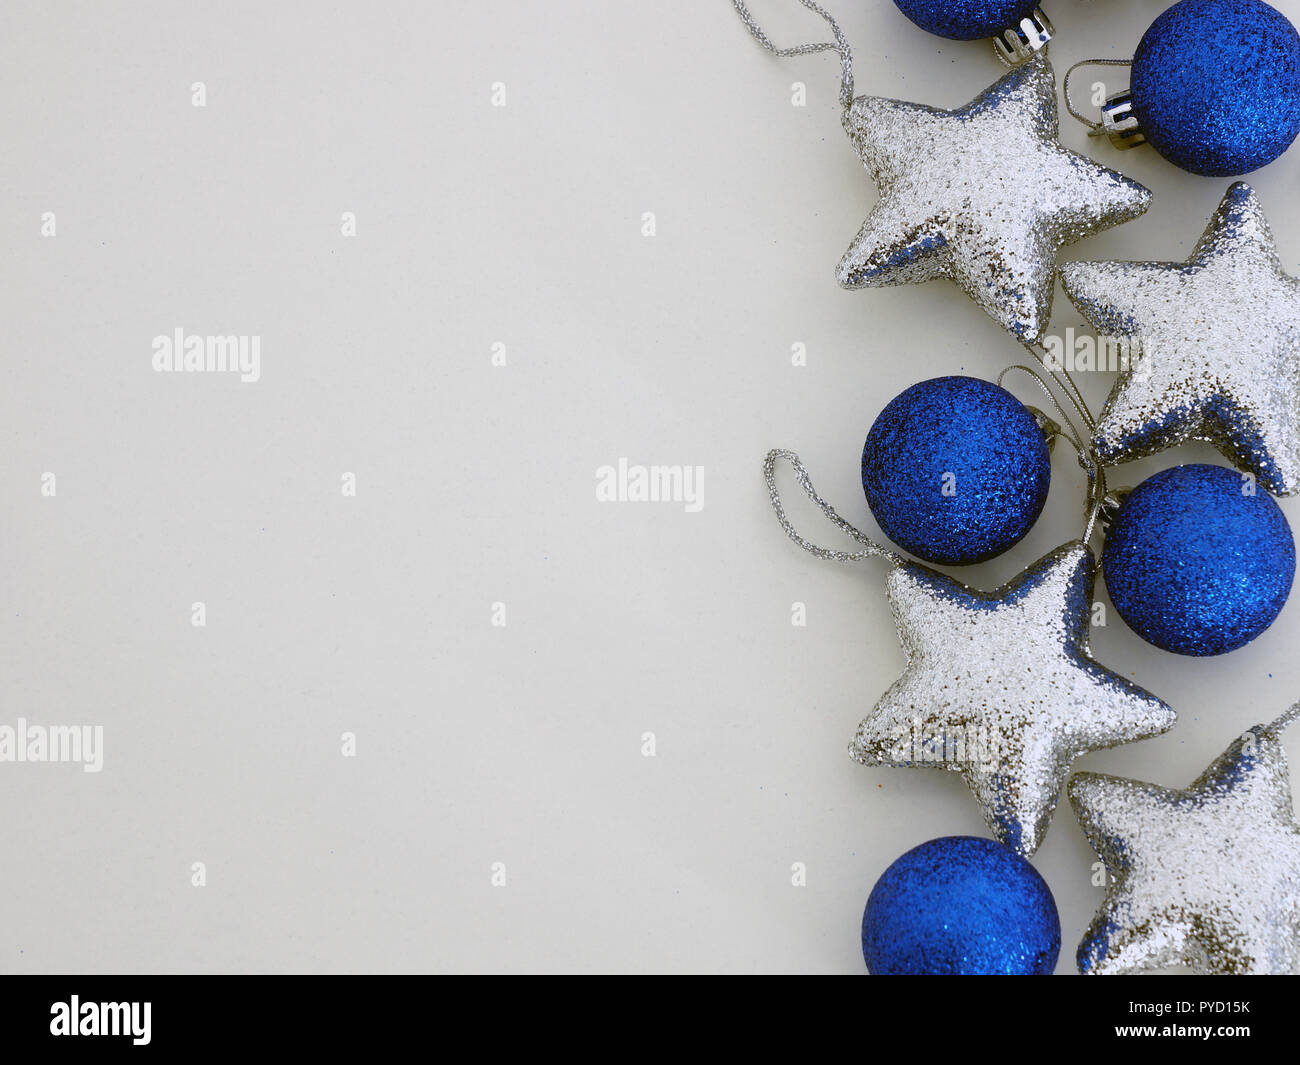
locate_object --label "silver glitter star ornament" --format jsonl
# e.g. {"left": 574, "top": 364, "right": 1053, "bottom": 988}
{"left": 848, "top": 540, "right": 1175, "bottom": 856}
{"left": 838, "top": 54, "right": 1151, "bottom": 342}
{"left": 1070, "top": 704, "right": 1300, "bottom": 974}
{"left": 1061, "top": 182, "right": 1300, "bottom": 495}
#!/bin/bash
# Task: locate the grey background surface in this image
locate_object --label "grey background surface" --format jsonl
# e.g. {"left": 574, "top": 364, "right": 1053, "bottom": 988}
{"left": 3, "top": 0, "right": 1300, "bottom": 974}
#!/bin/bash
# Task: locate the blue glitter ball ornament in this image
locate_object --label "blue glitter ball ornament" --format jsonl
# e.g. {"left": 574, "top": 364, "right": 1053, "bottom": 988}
{"left": 862, "top": 836, "right": 1060, "bottom": 975}
{"left": 1102, "top": 464, "right": 1296, "bottom": 656}
{"left": 892, "top": 0, "right": 1040, "bottom": 40}
{"left": 861, "top": 376, "right": 1050, "bottom": 566}
{"left": 1130, "top": 0, "right": 1300, "bottom": 176}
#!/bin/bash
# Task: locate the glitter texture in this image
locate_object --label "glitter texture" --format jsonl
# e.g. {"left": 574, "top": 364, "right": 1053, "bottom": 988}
{"left": 838, "top": 54, "right": 1150, "bottom": 342}
{"left": 861, "top": 376, "right": 1050, "bottom": 565}
{"left": 1131, "top": 0, "right": 1300, "bottom": 176}
{"left": 1070, "top": 714, "right": 1300, "bottom": 974}
{"left": 1062, "top": 184, "right": 1300, "bottom": 496}
{"left": 1101, "top": 464, "right": 1295, "bottom": 656}
{"left": 892, "top": 0, "right": 1040, "bottom": 41}
{"left": 849, "top": 541, "right": 1175, "bottom": 855}
{"left": 862, "top": 836, "right": 1060, "bottom": 974}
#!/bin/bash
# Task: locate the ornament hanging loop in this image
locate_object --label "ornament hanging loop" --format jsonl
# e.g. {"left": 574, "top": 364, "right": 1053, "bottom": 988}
{"left": 996, "top": 363, "right": 1083, "bottom": 448}
{"left": 995, "top": 362, "right": 1108, "bottom": 546}
{"left": 731, "top": 0, "right": 855, "bottom": 111}
{"left": 1063, "top": 59, "right": 1139, "bottom": 146}
{"left": 763, "top": 449, "right": 901, "bottom": 565}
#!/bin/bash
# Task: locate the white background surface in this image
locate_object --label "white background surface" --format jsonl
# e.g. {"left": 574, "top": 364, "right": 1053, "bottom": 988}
{"left": 3, "top": 0, "right": 1300, "bottom": 974}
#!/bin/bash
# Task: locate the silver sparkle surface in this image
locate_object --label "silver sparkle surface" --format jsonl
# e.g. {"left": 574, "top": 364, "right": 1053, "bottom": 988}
{"left": 838, "top": 54, "right": 1151, "bottom": 343}
{"left": 1061, "top": 182, "right": 1300, "bottom": 496}
{"left": 1070, "top": 716, "right": 1300, "bottom": 974}
{"left": 849, "top": 541, "right": 1174, "bottom": 856}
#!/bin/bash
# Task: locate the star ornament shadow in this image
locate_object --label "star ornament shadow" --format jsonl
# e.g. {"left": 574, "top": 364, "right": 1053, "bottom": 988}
{"left": 850, "top": 541, "right": 1175, "bottom": 856}
{"left": 1061, "top": 182, "right": 1300, "bottom": 495}
{"left": 837, "top": 54, "right": 1151, "bottom": 343}
{"left": 1070, "top": 711, "right": 1300, "bottom": 974}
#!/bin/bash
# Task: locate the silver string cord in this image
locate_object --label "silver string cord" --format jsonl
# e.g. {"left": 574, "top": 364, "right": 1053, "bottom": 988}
{"left": 1019, "top": 339, "right": 1098, "bottom": 434}
{"left": 996, "top": 363, "right": 1108, "bottom": 545}
{"left": 731, "top": 0, "right": 855, "bottom": 111}
{"left": 1063, "top": 58, "right": 1133, "bottom": 135}
{"left": 1080, "top": 463, "right": 1109, "bottom": 547}
{"left": 995, "top": 363, "right": 1087, "bottom": 456}
{"left": 764, "top": 449, "right": 900, "bottom": 565}
{"left": 1015, "top": 338, "right": 1111, "bottom": 542}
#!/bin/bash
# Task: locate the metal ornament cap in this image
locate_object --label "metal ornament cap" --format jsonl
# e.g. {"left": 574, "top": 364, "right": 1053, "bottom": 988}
{"left": 1097, "top": 487, "right": 1131, "bottom": 530}
{"left": 1061, "top": 182, "right": 1300, "bottom": 495}
{"left": 992, "top": 7, "right": 1054, "bottom": 66}
{"left": 1099, "top": 90, "right": 1147, "bottom": 149}
{"left": 849, "top": 541, "right": 1175, "bottom": 856}
{"left": 837, "top": 54, "right": 1151, "bottom": 343}
{"left": 1071, "top": 713, "right": 1300, "bottom": 974}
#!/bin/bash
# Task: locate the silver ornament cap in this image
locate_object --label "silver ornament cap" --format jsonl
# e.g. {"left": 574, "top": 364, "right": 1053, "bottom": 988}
{"left": 992, "top": 7, "right": 1054, "bottom": 67}
{"left": 1099, "top": 89, "right": 1147, "bottom": 149}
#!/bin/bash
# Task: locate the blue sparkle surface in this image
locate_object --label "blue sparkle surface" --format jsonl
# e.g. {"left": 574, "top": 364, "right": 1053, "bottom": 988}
{"left": 892, "top": 0, "right": 1040, "bottom": 40}
{"left": 862, "top": 836, "right": 1060, "bottom": 974}
{"left": 1102, "top": 464, "right": 1295, "bottom": 655}
{"left": 1131, "top": 0, "right": 1300, "bottom": 175}
{"left": 861, "top": 376, "right": 1050, "bottom": 565}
